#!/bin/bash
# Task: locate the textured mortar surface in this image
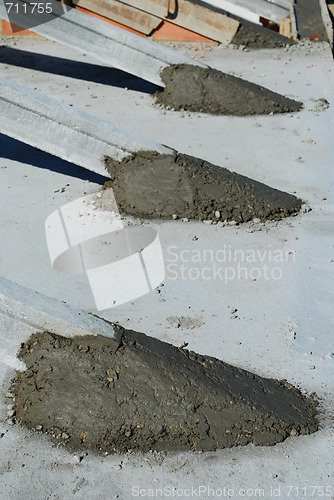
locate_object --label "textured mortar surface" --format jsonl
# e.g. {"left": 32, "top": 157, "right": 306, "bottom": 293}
{"left": 104, "top": 151, "right": 302, "bottom": 222}
{"left": 154, "top": 64, "right": 302, "bottom": 115}
{"left": 12, "top": 329, "right": 318, "bottom": 454}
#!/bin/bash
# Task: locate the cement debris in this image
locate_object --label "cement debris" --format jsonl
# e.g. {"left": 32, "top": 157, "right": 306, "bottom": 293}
{"left": 154, "top": 64, "right": 302, "bottom": 115}
{"left": 232, "top": 24, "right": 293, "bottom": 49}
{"left": 11, "top": 328, "right": 318, "bottom": 454}
{"left": 104, "top": 151, "right": 302, "bottom": 223}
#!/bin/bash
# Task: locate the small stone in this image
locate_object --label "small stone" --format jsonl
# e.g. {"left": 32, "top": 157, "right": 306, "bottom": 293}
{"left": 7, "top": 404, "right": 13, "bottom": 410}
{"left": 290, "top": 428, "right": 298, "bottom": 437}
{"left": 228, "top": 220, "right": 237, "bottom": 226}
{"left": 309, "top": 365, "right": 316, "bottom": 370}
{"left": 72, "top": 455, "right": 80, "bottom": 463}
{"left": 7, "top": 410, "right": 16, "bottom": 418}
{"left": 6, "top": 392, "right": 15, "bottom": 399}
{"left": 192, "top": 235, "right": 198, "bottom": 241}
{"left": 301, "top": 204, "right": 311, "bottom": 213}
{"left": 252, "top": 218, "right": 261, "bottom": 224}
{"left": 62, "top": 432, "right": 70, "bottom": 440}
{"left": 181, "top": 218, "right": 189, "bottom": 222}
{"left": 215, "top": 211, "right": 221, "bottom": 219}
{"left": 35, "top": 425, "right": 43, "bottom": 431}
{"left": 6, "top": 419, "right": 15, "bottom": 426}
{"left": 203, "top": 220, "right": 212, "bottom": 225}
{"left": 172, "top": 214, "right": 178, "bottom": 220}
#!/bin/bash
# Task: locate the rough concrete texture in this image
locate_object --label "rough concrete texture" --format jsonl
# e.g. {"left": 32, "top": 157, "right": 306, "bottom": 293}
{"left": 294, "top": 0, "right": 328, "bottom": 40}
{"left": 154, "top": 64, "right": 302, "bottom": 115}
{"left": 232, "top": 24, "right": 294, "bottom": 49}
{"left": 104, "top": 151, "right": 302, "bottom": 222}
{"left": 12, "top": 328, "right": 318, "bottom": 455}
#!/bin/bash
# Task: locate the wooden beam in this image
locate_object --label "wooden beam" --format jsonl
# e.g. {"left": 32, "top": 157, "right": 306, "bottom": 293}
{"left": 117, "top": 0, "right": 168, "bottom": 18}
{"left": 152, "top": 20, "right": 213, "bottom": 41}
{"left": 118, "top": 0, "right": 239, "bottom": 43}
{"left": 278, "top": 1, "right": 298, "bottom": 41}
{"left": 279, "top": 17, "right": 291, "bottom": 38}
{"left": 75, "top": 5, "right": 146, "bottom": 37}
{"left": 73, "top": 0, "right": 162, "bottom": 35}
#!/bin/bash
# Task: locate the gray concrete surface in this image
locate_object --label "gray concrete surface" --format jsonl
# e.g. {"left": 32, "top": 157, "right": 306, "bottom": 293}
{"left": 0, "top": 37, "right": 333, "bottom": 499}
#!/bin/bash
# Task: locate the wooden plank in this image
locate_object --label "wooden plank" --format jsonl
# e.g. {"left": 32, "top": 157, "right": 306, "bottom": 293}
{"left": 279, "top": 17, "right": 291, "bottom": 37}
{"left": 152, "top": 20, "right": 213, "bottom": 41}
{"left": 163, "top": 0, "right": 239, "bottom": 43}
{"left": 278, "top": 1, "right": 297, "bottom": 40}
{"left": 118, "top": 0, "right": 239, "bottom": 43}
{"left": 73, "top": 0, "right": 162, "bottom": 35}
{"left": 75, "top": 5, "right": 146, "bottom": 37}
{"left": 117, "top": 0, "right": 168, "bottom": 18}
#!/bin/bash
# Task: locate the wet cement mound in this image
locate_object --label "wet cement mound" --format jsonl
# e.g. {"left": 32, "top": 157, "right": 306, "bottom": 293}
{"left": 232, "top": 24, "right": 294, "bottom": 49}
{"left": 12, "top": 329, "right": 318, "bottom": 454}
{"left": 154, "top": 64, "right": 302, "bottom": 115}
{"left": 104, "top": 151, "right": 302, "bottom": 223}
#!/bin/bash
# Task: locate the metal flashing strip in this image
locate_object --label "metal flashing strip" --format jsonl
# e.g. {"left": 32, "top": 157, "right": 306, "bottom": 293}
{"left": 0, "top": 76, "right": 173, "bottom": 176}
{"left": 201, "top": 0, "right": 289, "bottom": 24}
{"left": 0, "top": 1, "right": 204, "bottom": 86}
{"left": 0, "top": 275, "right": 116, "bottom": 338}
